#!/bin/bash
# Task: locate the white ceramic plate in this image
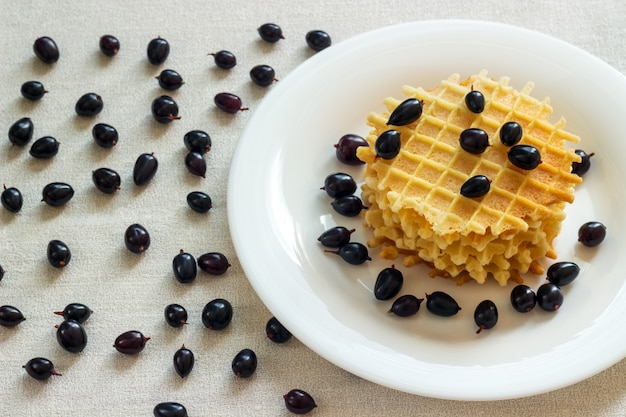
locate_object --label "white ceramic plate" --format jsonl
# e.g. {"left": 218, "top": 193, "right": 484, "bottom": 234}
{"left": 228, "top": 20, "right": 626, "bottom": 400}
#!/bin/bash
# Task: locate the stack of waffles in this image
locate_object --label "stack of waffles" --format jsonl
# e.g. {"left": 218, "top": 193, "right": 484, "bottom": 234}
{"left": 356, "top": 70, "right": 583, "bottom": 285}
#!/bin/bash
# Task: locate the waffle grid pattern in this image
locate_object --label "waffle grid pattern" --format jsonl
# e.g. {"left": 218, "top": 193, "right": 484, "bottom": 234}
{"left": 357, "top": 71, "right": 583, "bottom": 284}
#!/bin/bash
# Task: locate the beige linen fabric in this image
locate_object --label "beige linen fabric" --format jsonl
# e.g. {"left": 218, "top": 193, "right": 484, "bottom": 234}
{"left": 1, "top": 1, "right": 626, "bottom": 416}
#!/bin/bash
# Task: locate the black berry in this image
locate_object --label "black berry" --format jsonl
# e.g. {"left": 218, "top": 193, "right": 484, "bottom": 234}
{"left": 266, "top": 316, "right": 292, "bottom": 343}
{"left": 387, "top": 98, "right": 423, "bottom": 126}
{"left": 75, "top": 93, "right": 103, "bottom": 117}
{"left": 114, "top": 330, "right": 150, "bottom": 354}
{"left": 133, "top": 152, "right": 158, "bottom": 186}
{"left": 33, "top": 36, "right": 59, "bottom": 64}
{"left": 0, "top": 305, "right": 25, "bottom": 327}
{"left": 147, "top": 37, "right": 170, "bottom": 65}
{"left": 56, "top": 319, "right": 87, "bottom": 353}
{"left": 8, "top": 117, "right": 34, "bottom": 146}
{"left": 305, "top": 30, "right": 331, "bottom": 51}
{"left": 186, "top": 191, "right": 212, "bottom": 213}
{"left": 258, "top": 23, "right": 284, "bottom": 43}
{"left": 21, "top": 81, "right": 48, "bottom": 101}
{"left": 173, "top": 345, "right": 194, "bottom": 378}
{"left": 155, "top": 69, "right": 184, "bottom": 90}
{"left": 92, "top": 123, "right": 118, "bottom": 148}
{"left": 47, "top": 239, "right": 71, "bottom": 268}
{"left": 41, "top": 182, "right": 74, "bottom": 206}
{"left": 124, "top": 224, "right": 151, "bottom": 253}
{"left": 29, "top": 136, "right": 59, "bottom": 159}
{"left": 578, "top": 221, "right": 606, "bottom": 247}
{"left": 231, "top": 348, "right": 257, "bottom": 378}
{"left": 23, "top": 357, "right": 61, "bottom": 380}
{"left": 99, "top": 35, "right": 120, "bottom": 56}
{"left": 151, "top": 95, "right": 180, "bottom": 123}
{"left": 214, "top": 92, "right": 248, "bottom": 114}
{"left": 465, "top": 89, "right": 485, "bottom": 113}
{"left": 201, "top": 298, "right": 233, "bottom": 330}
{"left": 92, "top": 167, "right": 121, "bottom": 194}
{"left": 2, "top": 185, "right": 23, "bottom": 213}
{"left": 209, "top": 50, "right": 237, "bottom": 69}
{"left": 197, "top": 252, "right": 231, "bottom": 275}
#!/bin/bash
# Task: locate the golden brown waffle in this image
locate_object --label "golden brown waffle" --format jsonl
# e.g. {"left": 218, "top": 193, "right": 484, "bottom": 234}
{"left": 356, "top": 70, "right": 583, "bottom": 285}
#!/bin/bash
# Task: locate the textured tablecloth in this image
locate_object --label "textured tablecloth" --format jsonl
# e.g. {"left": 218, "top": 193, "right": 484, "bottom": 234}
{"left": 2, "top": 1, "right": 626, "bottom": 416}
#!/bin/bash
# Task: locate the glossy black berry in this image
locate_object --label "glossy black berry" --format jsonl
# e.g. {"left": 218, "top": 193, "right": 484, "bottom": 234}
{"left": 92, "top": 167, "right": 121, "bottom": 194}
{"left": 317, "top": 226, "right": 355, "bottom": 248}
{"left": 197, "top": 252, "right": 231, "bottom": 275}
{"left": 186, "top": 191, "right": 212, "bottom": 213}
{"left": 0, "top": 305, "right": 25, "bottom": 327}
{"left": 33, "top": 36, "right": 59, "bottom": 64}
{"left": 54, "top": 303, "right": 92, "bottom": 323}
{"left": 232, "top": 348, "right": 257, "bottom": 378}
{"left": 152, "top": 95, "right": 180, "bottom": 123}
{"left": 374, "top": 129, "right": 401, "bottom": 159}
{"left": 147, "top": 37, "right": 170, "bottom": 65}
{"left": 214, "top": 92, "right": 248, "bottom": 114}
{"left": 56, "top": 319, "right": 87, "bottom": 353}
{"left": 321, "top": 172, "right": 357, "bottom": 198}
{"left": 99, "top": 34, "right": 120, "bottom": 56}
{"left": 250, "top": 64, "right": 277, "bottom": 86}
{"left": 460, "top": 175, "right": 491, "bottom": 198}
{"left": 21, "top": 81, "right": 48, "bottom": 101}
{"left": 546, "top": 261, "right": 580, "bottom": 286}
{"left": 324, "top": 242, "right": 371, "bottom": 265}
{"left": 284, "top": 389, "right": 317, "bottom": 414}
{"left": 330, "top": 195, "right": 364, "bottom": 217}
{"left": 9, "top": 117, "right": 34, "bottom": 146}
{"left": 305, "top": 30, "right": 331, "bottom": 51}
{"left": 183, "top": 130, "right": 211, "bottom": 154}
{"left": 114, "top": 330, "right": 150, "bottom": 354}
{"left": 572, "top": 149, "right": 594, "bottom": 176}
{"left": 184, "top": 151, "right": 206, "bottom": 178}
{"left": 389, "top": 294, "right": 423, "bottom": 317}
{"left": 124, "top": 224, "right": 150, "bottom": 253}
{"left": 474, "top": 300, "right": 498, "bottom": 334}
{"left": 209, "top": 50, "right": 237, "bottom": 69}
{"left": 334, "top": 134, "right": 367, "bottom": 165}
{"left": 75, "top": 93, "right": 103, "bottom": 117}
{"left": 201, "top": 298, "right": 233, "bottom": 330}
{"left": 387, "top": 98, "right": 423, "bottom": 126}
{"left": 173, "top": 345, "right": 194, "bottom": 378}
{"left": 156, "top": 69, "right": 184, "bottom": 90}
{"left": 374, "top": 265, "right": 404, "bottom": 300}
{"left": 258, "top": 23, "right": 284, "bottom": 43}
{"left": 29, "top": 136, "right": 59, "bottom": 159}
{"left": 153, "top": 402, "right": 188, "bottom": 417}
{"left": 578, "top": 221, "right": 606, "bottom": 247}
{"left": 41, "top": 182, "right": 74, "bottom": 206}
{"left": 425, "top": 291, "right": 461, "bottom": 317}
{"left": 536, "top": 283, "right": 563, "bottom": 312}
{"left": 92, "top": 123, "right": 118, "bottom": 148}
{"left": 173, "top": 250, "right": 197, "bottom": 283}
{"left": 459, "top": 128, "right": 489, "bottom": 154}
{"left": 508, "top": 144, "right": 542, "bottom": 170}
{"left": 499, "top": 121, "right": 523, "bottom": 146}
{"left": 133, "top": 152, "right": 158, "bottom": 185}
{"left": 2, "top": 185, "right": 23, "bottom": 213}
{"left": 465, "top": 89, "right": 485, "bottom": 113}
{"left": 47, "top": 240, "right": 71, "bottom": 268}
{"left": 266, "top": 317, "right": 292, "bottom": 343}
{"left": 23, "top": 357, "right": 61, "bottom": 380}
{"left": 510, "top": 284, "right": 537, "bottom": 313}
{"left": 164, "top": 304, "right": 188, "bottom": 327}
